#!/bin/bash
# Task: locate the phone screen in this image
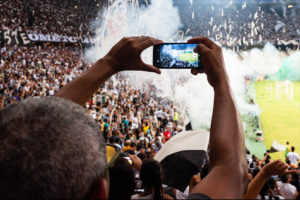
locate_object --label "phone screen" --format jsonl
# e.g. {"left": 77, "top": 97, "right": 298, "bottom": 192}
{"left": 153, "top": 43, "right": 203, "bottom": 69}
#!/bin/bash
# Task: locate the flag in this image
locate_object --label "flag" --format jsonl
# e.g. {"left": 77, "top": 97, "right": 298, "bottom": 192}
{"left": 154, "top": 130, "right": 209, "bottom": 191}
{"left": 275, "top": 21, "right": 285, "bottom": 32}
{"left": 267, "top": 140, "right": 286, "bottom": 153}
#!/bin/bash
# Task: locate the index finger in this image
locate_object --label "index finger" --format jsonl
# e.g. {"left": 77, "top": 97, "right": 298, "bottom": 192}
{"left": 282, "top": 169, "right": 299, "bottom": 175}
{"left": 137, "top": 37, "right": 163, "bottom": 52}
{"left": 187, "top": 37, "right": 216, "bottom": 49}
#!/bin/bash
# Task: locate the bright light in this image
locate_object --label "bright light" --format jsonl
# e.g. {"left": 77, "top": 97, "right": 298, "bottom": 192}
{"left": 74, "top": 5, "right": 78, "bottom": 9}
{"left": 288, "top": 5, "right": 293, "bottom": 9}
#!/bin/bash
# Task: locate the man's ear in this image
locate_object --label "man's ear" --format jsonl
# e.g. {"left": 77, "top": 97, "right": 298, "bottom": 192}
{"left": 88, "top": 178, "right": 108, "bottom": 200}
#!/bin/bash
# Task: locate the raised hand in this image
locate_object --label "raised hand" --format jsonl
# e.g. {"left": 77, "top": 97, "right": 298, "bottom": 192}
{"left": 188, "top": 37, "right": 229, "bottom": 90}
{"left": 104, "top": 36, "right": 163, "bottom": 74}
{"left": 261, "top": 159, "right": 299, "bottom": 178}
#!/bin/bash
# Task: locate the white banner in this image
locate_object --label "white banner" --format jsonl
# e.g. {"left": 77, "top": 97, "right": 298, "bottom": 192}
{"left": 27, "top": 33, "right": 96, "bottom": 44}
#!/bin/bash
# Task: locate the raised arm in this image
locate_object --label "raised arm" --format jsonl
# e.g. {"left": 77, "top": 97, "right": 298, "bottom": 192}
{"left": 188, "top": 37, "right": 248, "bottom": 198}
{"left": 244, "top": 159, "right": 297, "bottom": 199}
{"left": 55, "top": 36, "right": 162, "bottom": 105}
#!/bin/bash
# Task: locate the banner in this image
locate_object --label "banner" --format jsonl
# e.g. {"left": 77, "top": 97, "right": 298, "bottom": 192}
{"left": 0, "top": 30, "right": 95, "bottom": 45}
{"left": 0, "top": 30, "right": 31, "bottom": 45}
{"left": 27, "top": 33, "right": 96, "bottom": 44}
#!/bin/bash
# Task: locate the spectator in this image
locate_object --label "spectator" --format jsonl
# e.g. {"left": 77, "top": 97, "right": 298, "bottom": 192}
{"left": 287, "top": 146, "right": 300, "bottom": 167}
{"left": 114, "top": 136, "right": 122, "bottom": 150}
{"left": 285, "top": 141, "right": 292, "bottom": 159}
{"left": 244, "top": 159, "right": 297, "bottom": 199}
{"left": 277, "top": 174, "right": 298, "bottom": 199}
{"left": 123, "top": 139, "right": 131, "bottom": 152}
{"left": 163, "top": 127, "right": 172, "bottom": 142}
{"left": 108, "top": 157, "right": 136, "bottom": 200}
{"left": 0, "top": 96, "right": 107, "bottom": 199}
{"left": 131, "top": 159, "right": 172, "bottom": 200}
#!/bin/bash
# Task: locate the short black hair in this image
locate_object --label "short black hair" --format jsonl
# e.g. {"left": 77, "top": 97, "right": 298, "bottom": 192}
{"left": 130, "top": 142, "right": 136, "bottom": 148}
{"left": 291, "top": 146, "right": 295, "bottom": 152}
{"left": 114, "top": 136, "right": 120, "bottom": 144}
{"left": 137, "top": 152, "right": 147, "bottom": 161}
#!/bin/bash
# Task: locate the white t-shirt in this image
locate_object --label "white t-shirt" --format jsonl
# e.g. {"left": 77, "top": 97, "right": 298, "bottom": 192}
{"left": 287, "top": 152, "right": 299, "bottom": 165}
{"left": 139, "top": 137, "right": 149, "bottom": 144}
{"left": 131, "top": 193, "right": 153, "bottom": 200}
{"left": 277, "top": 181, "right": 297, "bottom": 199}
{"left": 156, "top": 110, "right": 163, "bottom": 118}
{"left": 132, "top": 117, "right": 138, "bottom": 129}
{"left": 49, "top": 90, "right": 54, "bottom": 96}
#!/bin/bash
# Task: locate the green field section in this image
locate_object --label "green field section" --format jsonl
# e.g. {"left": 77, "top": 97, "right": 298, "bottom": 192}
{"left": 254, "top": 81, "right": 300, "bottom": 161}
{"left": 179, "top": 53, "right": 198, "bottom": 62}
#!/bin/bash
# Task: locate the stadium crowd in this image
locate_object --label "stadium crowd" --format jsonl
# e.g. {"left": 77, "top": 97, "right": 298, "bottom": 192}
{"left": 1, "top": 0, "right": 300, "bottom": 44}
{"left": 178, "top": 2, "right": 300, "bottom": 45}
{"left": 1, "top": 37, "right": 299, "bottom": 199}
{"left": 0, "top": 43, "right": 89, "bottom": 106}
{"left": 0, "top": 42, "right": 179, "bottom": 142}
{"left": 0, "top": 0, "right": 300, "bottom": 199}
{"left": 0, "top": 0, "right": 98, "bottom": 38}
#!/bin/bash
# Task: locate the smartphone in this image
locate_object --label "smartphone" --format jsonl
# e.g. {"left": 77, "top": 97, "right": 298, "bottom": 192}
{"left": 153, "top": 43, "right": 203, "bottom": 69}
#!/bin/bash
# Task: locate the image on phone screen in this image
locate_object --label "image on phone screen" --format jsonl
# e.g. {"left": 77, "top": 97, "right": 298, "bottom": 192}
{"left": 153, "top": 43, "right": 202, "bottom": 69}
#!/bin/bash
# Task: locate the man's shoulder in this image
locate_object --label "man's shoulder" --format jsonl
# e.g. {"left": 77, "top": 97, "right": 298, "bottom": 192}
{"left": 288, "top": 152, "right": 299, "bottom": 156}
{"left": 286, "top": 183, "right": 297, "bottom": 191}
{"left": 287, "top": 152, "right": 293, "bottom": 156}
{"left": 280, "top": 182, "right": 296, "bottom": 190}
{"left": 277, "top": 181, "right": 283, "bottom": 186}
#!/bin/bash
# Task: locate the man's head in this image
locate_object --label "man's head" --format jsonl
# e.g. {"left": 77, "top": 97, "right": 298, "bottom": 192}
{"left": 0, "top": 97, "right": 107, "bottom": 199}
{"left": 291, "top": 146, "right": 295, "bottom": 152}
{"left": 114, "top": 136, "right": 120, "bottom": 144}
{"left": 125, "top": 139, "right": 131, "bottom": 146}
{"left": 280, "top": 174, "right": 292, "bottom": 183}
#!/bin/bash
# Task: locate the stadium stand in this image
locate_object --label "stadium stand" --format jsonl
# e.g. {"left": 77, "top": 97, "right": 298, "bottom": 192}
{"left": 0, "top": 0, "right": 299, "bottom": 199}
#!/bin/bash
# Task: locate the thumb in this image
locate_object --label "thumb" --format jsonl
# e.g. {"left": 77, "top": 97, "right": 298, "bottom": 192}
{"left": 142, "top": 64, "right": 161, "bottom": 74}
{"left": 194, "top": 44, "right": 210, "bottom": 54}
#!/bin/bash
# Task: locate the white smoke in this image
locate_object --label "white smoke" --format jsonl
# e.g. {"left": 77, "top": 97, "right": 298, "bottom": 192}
{"left": 85, "top": 0, "right": 182, "bottom": 63}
